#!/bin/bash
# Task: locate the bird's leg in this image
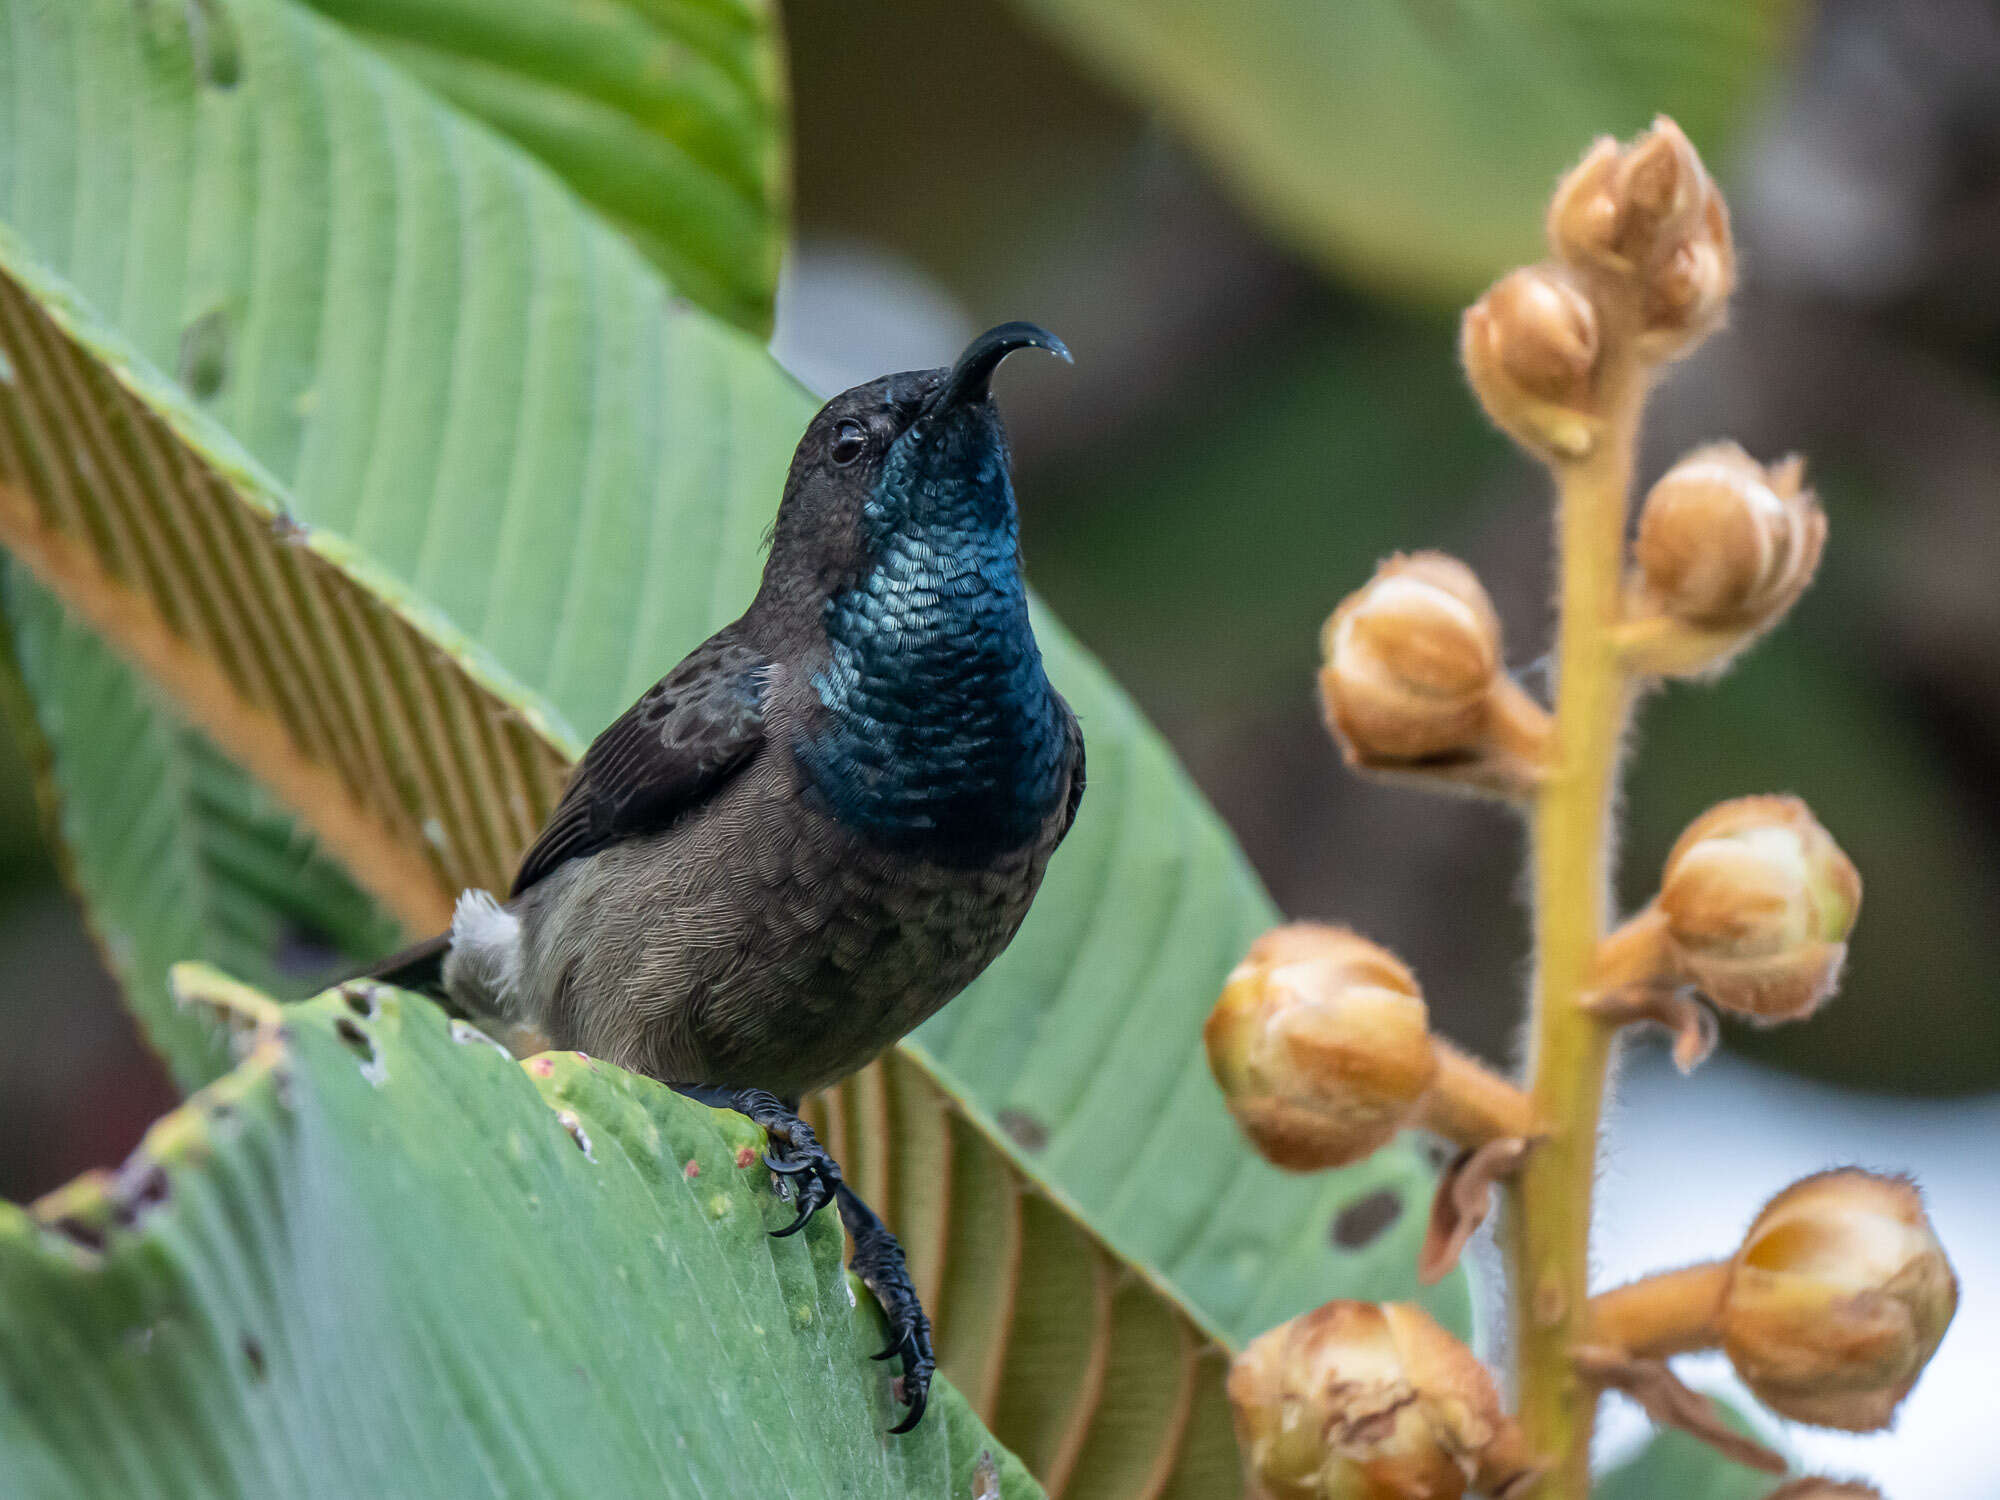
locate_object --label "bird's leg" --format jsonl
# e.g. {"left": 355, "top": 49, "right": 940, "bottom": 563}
{"left": 837, "top": 1182, "right": 935, "bottom": 1433}
{"left": 672, "top": 1085, "right": 841, "bottom": 1236}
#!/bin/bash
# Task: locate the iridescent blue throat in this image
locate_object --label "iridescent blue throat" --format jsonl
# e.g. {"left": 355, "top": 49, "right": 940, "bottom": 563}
{"left": 803, "top": 424, "right": 1067, "bottom": 864}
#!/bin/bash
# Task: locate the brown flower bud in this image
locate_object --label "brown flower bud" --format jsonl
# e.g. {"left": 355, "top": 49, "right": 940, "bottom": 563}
{"left": 1227, "top": 1301, "right": 1539, "bottom": 1500}
{"left": 1320, "top": 554, "right": 1500, "bottom": 761}
{"left": 1318, "top": 554, "right": 1551, "bottom": 798}
{"left": 1638, "top": 186, "right": 1735, "bottom": 362}
{"left": 1207, "top": 925, "right": 1538, "bottom": 1174}
{"left": 1721, "top": 1170, "right": 1957, "bottom": 1432}
{"left": 1628, "top": 445, "right": 1824, "bottom": 673}
{"left": 1657, "top": 796, "right": 1861, "bottom": 1023}
{"left": 1461, "top": 266, "right": 1603, "bottom": 459}
{"left": 1546, "top": 117, "right": 1735, "bottom": 363}
{"left": 1205, "top": 925, "right": 1437, "bottom": 1170}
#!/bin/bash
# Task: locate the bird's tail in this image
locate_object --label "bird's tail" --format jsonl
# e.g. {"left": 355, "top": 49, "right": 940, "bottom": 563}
{"left": 339, "top": 890, "right": 521, "bottom": 1025}
{"left": 344, "top": 931, "right": 454, "bottom": 1002}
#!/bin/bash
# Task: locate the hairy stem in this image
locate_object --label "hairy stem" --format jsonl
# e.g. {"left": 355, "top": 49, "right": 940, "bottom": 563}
{"left": 1508, "top": 363, "right": 1645, "bottom": 1498}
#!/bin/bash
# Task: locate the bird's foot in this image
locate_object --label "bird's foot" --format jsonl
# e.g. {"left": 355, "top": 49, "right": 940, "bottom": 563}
{"left": 838, "top": 1183, "right": 934, "bottom": 1433}
{"left": 674, "top": 1085, "right": 841, "bottom": 1237}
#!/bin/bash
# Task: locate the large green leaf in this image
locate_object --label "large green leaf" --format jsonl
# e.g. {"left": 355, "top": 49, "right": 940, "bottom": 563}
{"left": 0, "top": 563, "right": 402, "bottom": 1086}
{"left": 1008, "top": 0, "right": 1801, "bottom": 299}
{"left": 1, "top": 553, "right": 1247, "bottom": 1496}
{"left": 288, "top": 0, "right": 788, "bottom": 333}
{"left": 0, "top": 0, "right": 1456, "bottom": 1353}
{"left": 0, "top": 965, "right": 1042, "bottom": 1498}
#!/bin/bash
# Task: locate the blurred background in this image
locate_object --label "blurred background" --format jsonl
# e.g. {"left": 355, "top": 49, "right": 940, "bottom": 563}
{"left": 4, "top": 0, "right": 1997, "bottom": 1490}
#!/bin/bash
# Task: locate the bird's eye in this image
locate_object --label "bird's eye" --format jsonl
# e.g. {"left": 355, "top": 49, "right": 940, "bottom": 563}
{"left": 829, "top": 419, "right": 869, "bottom": 467}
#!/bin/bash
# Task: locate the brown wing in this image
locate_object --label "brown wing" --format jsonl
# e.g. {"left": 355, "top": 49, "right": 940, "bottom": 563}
{"left": 510, "top": 630, "right": 770, "bottom": 897}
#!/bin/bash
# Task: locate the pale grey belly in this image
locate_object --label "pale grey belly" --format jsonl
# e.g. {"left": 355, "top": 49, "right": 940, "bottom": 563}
{"left": 507, "top": 779, "right": 1054, "bottom": 1099}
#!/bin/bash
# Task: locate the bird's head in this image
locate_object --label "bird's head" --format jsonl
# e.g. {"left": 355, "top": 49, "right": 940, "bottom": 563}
{"left": 765, "top": 323, "right": 1071, "bottom": 597}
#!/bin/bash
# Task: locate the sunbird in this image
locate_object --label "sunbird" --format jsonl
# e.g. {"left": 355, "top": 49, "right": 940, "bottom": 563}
{"left": 365, "top": 324, "right": 1085, "bottom": 1430}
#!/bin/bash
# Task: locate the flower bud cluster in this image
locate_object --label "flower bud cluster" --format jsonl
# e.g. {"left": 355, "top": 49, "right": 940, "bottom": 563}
{"left": 1318, "top": 553, "right": 1550, "bottom": 795}
{"left": 1462, "top": 120, "right": 1736, "bottom": 461}
{"left": 1227, "top": 1300, "right": 1539, "bottom": 1499}
{"left": 1625, "top": 444, "right": 1826, "bottom": 676}
{"left": 1546, "top": 117, "right": 1735, "bottom": 363}
{"left": 1205, "top": 925, "right": 1533, "bottom": 1171}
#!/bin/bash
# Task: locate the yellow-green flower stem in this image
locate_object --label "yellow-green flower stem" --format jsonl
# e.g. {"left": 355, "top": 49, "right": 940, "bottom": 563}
{"left": 1588, "top": 1261, "right": 1731, "bottom": 1360}
{"left": 1508, "top": 355, "right": 1647, "bottom": 1498}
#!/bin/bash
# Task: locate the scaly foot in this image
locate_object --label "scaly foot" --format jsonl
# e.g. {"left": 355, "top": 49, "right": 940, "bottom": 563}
{"left": 838, "top": 1183, "right": 934, "bottom": 1433}
{"left": 673, "top": 1085, "right": 841, "bottom": 1236}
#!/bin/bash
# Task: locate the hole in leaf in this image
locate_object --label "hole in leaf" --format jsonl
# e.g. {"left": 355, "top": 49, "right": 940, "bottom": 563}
{"left": 242, "top": 1334, "right": 266, "bottom": 1381}
{"left": 334, "top": 1016, "right": 374, "bottom": 1058}
{"left": 177, "top": 309, "right": 228, "bottom": 398}
{"left": 1331, "top": 1188, "right": 1403, "bottom": 1250}
{"left": 339, "top": 984, "right": 377, "bottom": 1020}
{"left": 334, "top": 1017, "right": 388, "bottom": 1085}
{"left": 50, "top": 1216, "right": 106, "bottom": 1254}
{"left": 111, "top": 1160, "right": 171, "bottom": 1228}
{"left": 997, "top": 1107, "right": 1048, "bottom": 1152}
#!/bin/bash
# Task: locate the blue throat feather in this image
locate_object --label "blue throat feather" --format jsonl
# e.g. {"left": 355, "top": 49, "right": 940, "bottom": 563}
{"left": 804, "top": 416, "right": 1067, "bottom": 863}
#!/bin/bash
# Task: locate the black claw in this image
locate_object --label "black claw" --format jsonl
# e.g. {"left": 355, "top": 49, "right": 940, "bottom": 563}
{"left": 772, "top": 1205, "right": 814, "bottom": 1238}
{"left": 870, "top": 1342, "right": 899, "bottom": 1362}
{"left": 762, "top": 1151, "right": 810, "bottom": 1175}
{"left": 887, "top": 1395, "right": 927, "bottom": 1437}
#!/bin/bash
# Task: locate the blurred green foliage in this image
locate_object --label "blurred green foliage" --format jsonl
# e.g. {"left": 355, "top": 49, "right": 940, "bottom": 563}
{"left": 1007, "top": 0, "right": 1803, "bottom": 299}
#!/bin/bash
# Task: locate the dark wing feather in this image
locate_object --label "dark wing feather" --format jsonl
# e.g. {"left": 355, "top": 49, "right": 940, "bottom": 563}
{"left": 510, "top": 632, "right": 770, "bottom": 896}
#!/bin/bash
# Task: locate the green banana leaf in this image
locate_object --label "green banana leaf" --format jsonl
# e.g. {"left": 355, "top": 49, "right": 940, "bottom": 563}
{"left": 1008, "top": 0, "right": 1802, "bottom": 301}
{"left": 0, "top": 0, "right": 1465, "bottom": 1490}
{"left": 0, "top": 566, "right": 402, "bottom": 1086}
{"left": 0, "top": 0, "right": 1456, "bottom": 1348}
{"left": 2, "top": 568, "right": 1246, "bottom": 1496}
{"left": 287, "top": 0, "right": 788, "bottom": 334}
{"left": 0, "top": 965, "right": 1043, "bottom": 1499}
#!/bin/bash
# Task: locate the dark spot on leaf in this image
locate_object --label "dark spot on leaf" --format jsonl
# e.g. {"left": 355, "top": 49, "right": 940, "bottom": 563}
{"left": 185, "top": 0, "right": 242, "bottom": 88}
{"left": 1331, "top": 1189, "right": 1403, "bottom": 1250}
{"left": 997, "top": 1107, "right": 1048, "bottom": 1152}
{"left": 1424, "top": 1139, "right": 1454, "bottom": 1171}
{"left": 339, "top": 983, "right": 377, "bottom": 1020}
{"left": 334, "top": 1015, "right": 374, "bottom": 1060}
{"left": 178, "top": 308, "right": 228, "bottom": 397}
{"left": 242, "top": 1334, "right": 266, "bottom": 1380}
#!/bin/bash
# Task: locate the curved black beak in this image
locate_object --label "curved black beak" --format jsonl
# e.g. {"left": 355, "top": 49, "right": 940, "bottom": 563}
{"left": 930, "top": 322, "right": 1071, "bottom": 415}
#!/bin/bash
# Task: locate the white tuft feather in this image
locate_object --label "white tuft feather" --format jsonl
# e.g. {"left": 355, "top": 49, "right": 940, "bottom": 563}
{"left": 442, "top": 889, "right": 522, "bottom": 1014}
